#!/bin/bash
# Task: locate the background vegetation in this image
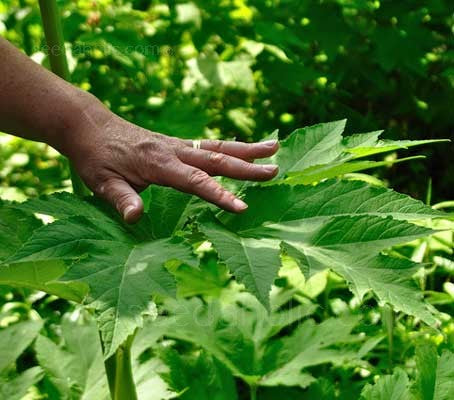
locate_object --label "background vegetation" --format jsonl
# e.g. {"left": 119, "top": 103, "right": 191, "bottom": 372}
{"left": 0, "top": 0, "right": 453, "bottom": 399}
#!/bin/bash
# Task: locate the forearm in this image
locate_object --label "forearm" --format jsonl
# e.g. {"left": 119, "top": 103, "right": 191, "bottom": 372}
{"left": 0, "top": 37, "right": 108, "bottom": 153}
{"left": 0, "top": 39, "right": 279, "bottom": 223}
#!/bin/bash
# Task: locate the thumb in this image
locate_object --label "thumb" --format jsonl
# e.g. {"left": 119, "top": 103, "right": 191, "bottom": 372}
{"left": 99, "top": 177, "right": 144, "bottom": 224}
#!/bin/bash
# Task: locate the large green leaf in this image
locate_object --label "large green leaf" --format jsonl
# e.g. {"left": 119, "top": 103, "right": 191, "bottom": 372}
{"left": 220, "top": 179, "right": 443, "bottom": 230}
{"left": 263, "top": 120, "right": 347, "bottom": 179}
{"left": 279, "top": 156, "right": 425, "bottom": 186}
{"left": 0, "top": 197, "right": 86, "bottom": 301}
{"left": 259, "top": 120, "right": 447, "bottom": 184}
{"left": 200, "top": 179, "right": 440, "bottom": 324}
{"left": 199, "top": 214, "right": 281, "bottom": 307}
{"left": 0, "top": 260, "right": 87, "bottom": 303}
{"left": 2, "top": 196, "right": 196, "bottom": 358}
{"left": 146, "top": 185, "right": 204, "bottom": 239}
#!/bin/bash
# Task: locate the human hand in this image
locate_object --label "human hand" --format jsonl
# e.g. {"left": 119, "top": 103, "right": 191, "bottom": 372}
{"left": 63, "top": 108, "right": 279, "bottom": 223}
{"left": 0, "top": 37, "right": 278, "bottom": 222}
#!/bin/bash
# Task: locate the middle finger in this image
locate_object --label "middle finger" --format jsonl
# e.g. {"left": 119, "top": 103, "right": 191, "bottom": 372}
{"left": 176, "top": 147, "right": 279, "bottom": 181}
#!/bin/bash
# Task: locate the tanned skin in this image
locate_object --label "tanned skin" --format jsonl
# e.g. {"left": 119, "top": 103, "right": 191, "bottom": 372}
{"left": 0, "top": 37, "right": 279, "bottom": 223}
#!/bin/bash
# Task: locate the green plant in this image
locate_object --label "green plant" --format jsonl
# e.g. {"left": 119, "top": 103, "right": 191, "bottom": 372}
{"left": 0, "top": 120, "right": 451, "bottom": 398}
{"left": 1, "top": 1, "right": 453, "bottom": 397}
{"left": 37, "top": 0, "right": 90, "bottom": 198}
{"left": 2, "top": 0, "right": 453, "bottom": 202}
{"left": 361, "top": 343, "right": 454, "bottom": 400}
{"left": 0, "top": 319, "right": 44, "bottom": 400}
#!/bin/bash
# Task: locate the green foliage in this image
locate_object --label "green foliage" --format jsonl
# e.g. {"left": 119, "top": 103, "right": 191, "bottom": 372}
{"left": 361, "top": 368, "right": 412, "bottom": 400}
{"left": 159, "top": 348, "right": 238, "bottom": 400}
{"left": 32, "top": 310, "right": 176, "bottom": 400}
{"left": 0, "top": 121, "right": 445, "bottom": 399}
{"left": 150, "top": 293, "right": 359, "bottom": 389}
{"left": 35, "top": 314, "right": 109, "bottom": 399}
{"left": 1, "top": 0, "right": 453, "bottom": 201}
{"left": 3, "top": 192, "right": 197, "bottom": 358}
{"left": 0, "top": 319, "right": 43, "bottom": 372}
{"left": 0, "top": 320, "right": 44, "bottom": 400}
{"left": 0, "top": 1, "right": 453, "bottom": 398}
{"left": 361, "top": 345, "right": 454, "bottom": 400}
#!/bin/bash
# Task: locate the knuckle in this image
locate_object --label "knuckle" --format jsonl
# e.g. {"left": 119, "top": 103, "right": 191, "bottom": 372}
{"left": 188, "top": 170, "right": 210, "bottom": 187}
{"left": 137, "top": 139, "right": 159, "bottom": 155}
{"left": 208, "top": 140, "right": 224, "bottom": 152}
{"left": 145, "top": 155, "right": 177, "bottom": 183}
{"left": 211, "top": 186, "right": 228, "bottom": 202}
{"left": 247, "top": 162, "right": 260, "bottom": 174}
{"left": 207, "top": 151, "right": 226, "bottom": 166}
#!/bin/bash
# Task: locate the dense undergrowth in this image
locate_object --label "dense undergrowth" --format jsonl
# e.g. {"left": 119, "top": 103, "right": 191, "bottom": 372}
{"left": 1, "top": 120, "right": 453, "bottom": 399}
{"left": 0, "top": 1, "right": 453, "bottom": 399}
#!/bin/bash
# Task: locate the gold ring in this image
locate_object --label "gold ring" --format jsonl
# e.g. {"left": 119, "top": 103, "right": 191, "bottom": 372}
{"left": 192, "top": 140, "right": 202, "bottom": 150}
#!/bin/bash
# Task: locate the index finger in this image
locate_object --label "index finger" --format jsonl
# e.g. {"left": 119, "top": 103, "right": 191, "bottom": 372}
{"left": 159, "top": 160, "right": 249, "bottom": 213}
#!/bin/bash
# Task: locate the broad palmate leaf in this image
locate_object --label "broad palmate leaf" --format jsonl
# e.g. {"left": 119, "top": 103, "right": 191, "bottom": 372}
{"left": 1, "top": 193, "right": 196, "bottom": 358}
{"left": 200, "top": 179, "right": 442, "bottom": 322}
{"left": 258, "top": 119, "right": 447, "bottom": 184}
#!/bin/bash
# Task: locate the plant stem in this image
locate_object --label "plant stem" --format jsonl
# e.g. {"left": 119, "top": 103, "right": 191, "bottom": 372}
{"left": 382, "top": 304, "right": 394, "bottom": 373}
{"left": 38, "top": 3, "right": 137, "bottom": 400}
{"left": 101, "top": 331, "right": 137, "bottom": 400}
{"left": 250, "top": 384, "right": 257, "bottom": 400}
{"left": 113, "top": 334, "right": 138, "bottom": 400}
{"left": 425, "top": 178, "right": 432, "bottom": 205}
{"left": 38, "top": 0, "right": 90, "bottom": 197}
{"left": 433, "top": 200, "right": 454, "bottom": 210}
{"left": 104, "top": 350, "right": 117, "bottom": 399}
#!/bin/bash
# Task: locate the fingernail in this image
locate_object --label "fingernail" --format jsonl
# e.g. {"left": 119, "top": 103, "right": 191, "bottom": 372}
{"left": 263, "top": 164, "right": 278, "bottom": 173}
{"left": 233, "top": 198, "right": 248, "bottom": 211}
{"left": 123, "top": 205, "right": 136, "bottom": 220}
{"left": 262, "top": 140, "right": 277, "bottom": 146}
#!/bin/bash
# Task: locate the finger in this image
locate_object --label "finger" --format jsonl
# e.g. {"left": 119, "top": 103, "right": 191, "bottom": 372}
{"left": 183, "top": 139, "right": 279, "bottom": 160}
{"left": 160, "top": 161, "right": 248, "bottom": 213}
{"left": 176, "top": 147, "right": 278, "bottom": 181}
{"left": 98, "top": 177, "right": 144, "bottom": 223}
